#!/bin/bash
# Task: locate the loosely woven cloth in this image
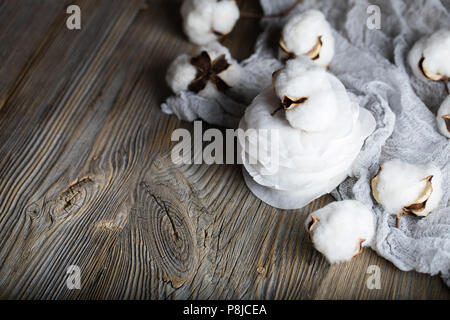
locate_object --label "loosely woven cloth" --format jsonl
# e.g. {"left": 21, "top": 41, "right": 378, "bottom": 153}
{"left": 162, "top": 0, "right": 450, "bottom": 285}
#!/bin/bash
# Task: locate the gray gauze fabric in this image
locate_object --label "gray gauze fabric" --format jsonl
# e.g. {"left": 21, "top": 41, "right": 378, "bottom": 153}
{"left": 162, "top": 0, "right": 450, "bottom": 285}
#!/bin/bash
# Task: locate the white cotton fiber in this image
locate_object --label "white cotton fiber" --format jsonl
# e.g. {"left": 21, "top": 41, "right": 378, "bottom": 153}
{"left": 273, "top": 60, "right": 337, "bottom": 131}
{"left": 437, "top": 95, "right": 450, "bottom": 138}
{"left": 305, "top": 200, "right": 375, "bottom": 264}
{"left": 212, "top": 0, "right": 240, "bottom": 35}
{"left": 166, "top": 42, "right": 241, "bottom": 99}
{"left": 166, "top": 54, "right": 198, "bottom": 95}
{"left": 408, "top": 29, "right": 450, "bottom": 81}
{"left": 181, "top": 0, "right": 240, "bottom": 45}
{"left": 280, "top": 10, "right": 334, "bottom": 67}
{"left": 372, "top": 159, "right": 443, "bottom": 216}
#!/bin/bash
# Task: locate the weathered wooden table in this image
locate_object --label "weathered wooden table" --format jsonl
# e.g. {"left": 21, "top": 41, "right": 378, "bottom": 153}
{"left": 0, "top": 0, "right": 448, "bottom": 299}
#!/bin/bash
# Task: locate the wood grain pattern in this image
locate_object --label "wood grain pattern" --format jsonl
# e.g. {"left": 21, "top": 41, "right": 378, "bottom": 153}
{"left": 0, "top": 0, "right": 448, "bottom": 299}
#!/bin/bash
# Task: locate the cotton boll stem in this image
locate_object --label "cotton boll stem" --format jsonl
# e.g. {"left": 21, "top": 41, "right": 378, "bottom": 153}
{"left": 353, "top": 239, "right": 366, "bottom": 257}
{"left": 270, "top": 106, "right": 283, "bottom": 116}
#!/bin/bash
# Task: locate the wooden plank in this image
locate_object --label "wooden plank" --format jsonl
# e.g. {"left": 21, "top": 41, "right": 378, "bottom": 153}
{"left": 0, "top": 0, "right": 67, "bottom": 111}
{"left": 0, "top": 0, "right": 146, "bottom": 298}
{"left": 0, "top": 0, "right": 448, "bottom": 299}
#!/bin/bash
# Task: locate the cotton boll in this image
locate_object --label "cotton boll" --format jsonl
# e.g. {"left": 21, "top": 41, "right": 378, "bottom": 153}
{"left": 181, "top": 0, "right": 240, "bottom": 45}
{"left": 437, "top": 95, "right": 450, "bottom": 138}
{"left": 166, "top": 43, "right": 241, "bottom": 99}
{"left": 279, "top": 10, "right": 335, "bottom": 67}
{"left": 422, "top": 30, "right": 450, "bottom": 79}
{"left": 273, "top": 59, "right": 337, "bottom": 131}
{"left": 181, "top": 0, "right": 216, "bottom": 45}
{"left": 305, "top": 200, "right": 375, "bottom": 264}
{"left": 371, "top": 159, "right": 443, "bottom": 218}
{"left": 408, "top": 29, "right": 450, "bottom": 81}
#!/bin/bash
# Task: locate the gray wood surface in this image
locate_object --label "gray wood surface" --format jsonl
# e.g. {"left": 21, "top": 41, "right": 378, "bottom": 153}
{"left": 0, "top": 0, "right": 448, "bottom": 299}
